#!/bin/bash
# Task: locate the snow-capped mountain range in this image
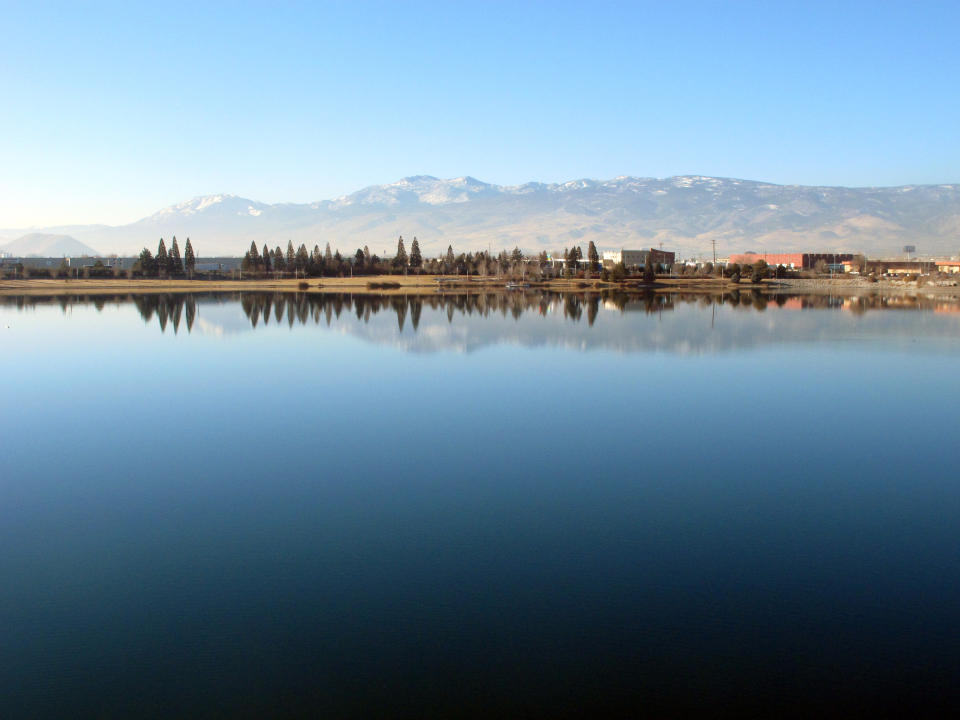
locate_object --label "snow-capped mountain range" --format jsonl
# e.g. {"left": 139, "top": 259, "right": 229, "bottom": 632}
{"left": 3, "top": 175, "right": 959, "bottom": 257}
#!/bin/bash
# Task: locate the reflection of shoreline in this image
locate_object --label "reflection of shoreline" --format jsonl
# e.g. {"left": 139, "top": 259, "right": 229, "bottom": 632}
{"left": 5, "top": 290, "right": 960, "bottom": 326}
{"left": 3, "top": 291, "right": 960, "bottom": 356}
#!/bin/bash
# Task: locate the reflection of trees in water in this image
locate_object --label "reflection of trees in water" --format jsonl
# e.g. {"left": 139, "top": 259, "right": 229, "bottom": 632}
{"left": 132, "top": 294, "right": 195, "bottom": 334}
{"left": 3, "top": 290, "right": 960, "bottom": 334}
{"left": 229, "top": 290, "right": 683, "bottom": 330}
{"left": 0, "top": 293, "right": 201, "bottom": 333}
{"left": 230, "top": 289, "right": 874, "bottom": 329}
{"left": 587, "top": 295, "right": 600, "bottom": 326}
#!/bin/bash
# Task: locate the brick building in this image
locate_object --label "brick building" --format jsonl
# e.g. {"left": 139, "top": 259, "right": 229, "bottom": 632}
{"left": 728, "top": 252, "right": 854, "bottom": 269}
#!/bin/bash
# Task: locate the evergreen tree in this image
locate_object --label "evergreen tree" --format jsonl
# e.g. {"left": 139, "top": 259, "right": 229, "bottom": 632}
{"left": 394, "top": 236, "right": 408, "bottom": 269}
{"left": 446, "top": 245, "right": 455, "bottom": 272}
{"left": 156, "top": 238, "right": 168, "bottom": 276}
{"left": 752, "top": 260, "right": 769, "bottom": 282}
{"left": 364, "top": 245, "right": 371, "bottom": 263}
{"left": 249, "top": 241, "right": 260, "bottom": 269}
{"left": 274, "top": 246, "right": 286, "bottom": 272}
{"left": 511, "top": 247, "right": 523, "bottom": 264}
{"left": 588, "top": 241, "right": 599, "bottom": 271}
{"left": 261, "top": 243, "right": 271, "bottom": 272}
{"left": 644, "top": 255, "right": 657, "bottom": 282}
{"left": 355, "top": 248, "right": 365, "bottom": 269}
{"left": 324, "top": 242, "right": 333, "bottom": 263}
{"left": 296, "top": 243, "right": 309, "bottom": 273}
{"left": 184, "top": 238, "right": 196, "bottom": 275}
{"left": 286, "top": 240, "right": 295, "bottom": 270}
{"left": 138, "top": 248, "right": 158, "bottom": 277}
{"left": 409, "top": 237, "right": 422, "bottom": 269}
{"left": 169, "top": 236, "right": 184, "bottom": 275}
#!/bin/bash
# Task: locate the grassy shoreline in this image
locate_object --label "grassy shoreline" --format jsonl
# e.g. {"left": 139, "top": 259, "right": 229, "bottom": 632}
{"left": 2, "top": 274, "right": 958, "bottom": 297}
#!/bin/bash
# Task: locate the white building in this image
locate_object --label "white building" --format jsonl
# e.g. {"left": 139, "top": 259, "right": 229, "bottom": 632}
{"left": 603, "top": 250, "right": 647, "bottom": 268}
{"left": 602, "top": 248, "right": 677, "bottom": 271}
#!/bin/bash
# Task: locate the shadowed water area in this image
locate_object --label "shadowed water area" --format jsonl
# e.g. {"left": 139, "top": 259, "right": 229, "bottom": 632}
{"left": 2, "top": 290, "right": 960, "bottom": 717}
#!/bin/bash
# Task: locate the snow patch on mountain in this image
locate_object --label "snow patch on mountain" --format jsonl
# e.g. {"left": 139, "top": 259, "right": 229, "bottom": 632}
{"left": 11, "top": 176, "right": 960, "bottom": 258}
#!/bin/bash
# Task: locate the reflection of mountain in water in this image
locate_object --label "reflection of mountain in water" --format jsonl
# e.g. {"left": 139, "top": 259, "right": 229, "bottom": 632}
{"left": 4, "top": 290, "right": 960, "bottom": 354}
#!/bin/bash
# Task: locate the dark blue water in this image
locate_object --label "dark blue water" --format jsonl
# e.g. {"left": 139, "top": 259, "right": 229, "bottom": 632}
{"left": 2, "top": 291, "right": 960, "bottom": 717}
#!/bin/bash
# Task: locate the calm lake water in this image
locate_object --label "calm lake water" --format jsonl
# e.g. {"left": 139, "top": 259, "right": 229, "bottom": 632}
{"left": 2, "top": 290, "right": 960, "bottom": 717}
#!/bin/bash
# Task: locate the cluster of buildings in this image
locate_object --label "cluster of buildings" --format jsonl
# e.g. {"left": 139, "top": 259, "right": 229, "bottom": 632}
{"left": 861, "top": 259, "right": 960, "bottom": 275}
{"left": 566, "top": 247, "right": 960, "bottom": 278}
{"left": 726, "top": 251, "right": 960, "bottom": 276}
{"left": 5, "top": 246, "right": 960, "bottom": 279}
{"left": 541, "top": 248, "right": 677, "bottom": 276}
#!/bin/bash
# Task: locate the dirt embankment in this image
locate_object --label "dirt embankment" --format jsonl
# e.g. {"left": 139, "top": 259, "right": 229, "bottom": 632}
{"left": 773, "top": 277, "right": 960, "bottom": 296}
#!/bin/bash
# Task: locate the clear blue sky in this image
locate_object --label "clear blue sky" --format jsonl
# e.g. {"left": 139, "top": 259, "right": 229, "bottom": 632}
{"left": 1, "top": 0, "right": 958, "bottom": 227}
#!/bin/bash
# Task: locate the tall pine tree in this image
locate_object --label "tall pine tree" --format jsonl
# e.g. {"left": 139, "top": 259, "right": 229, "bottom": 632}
{"left": 588, "top": 241, "right": 599, "bottom": 271}
{"left": 409, "top": 237, "right": 422, "bottom": 269}
{"left": 644, "top": 255, "right": 657, "bottom": 282}
{"left": 184, "top": 238, "right": 196, "bottom": 275}
{"left": 170, "top": 236, "right": 184, "bottom": 275}
{"left": 156, "top": 239, "right": 169, "bottom": 277}
{"left": 261, "top": 243, "right": 271, "bottom": 272}
{"left": 394, "top": 236, "right": 407, "bottom": 270}
{"left": 286, "top": 240, "right": 295, "bottom": 271}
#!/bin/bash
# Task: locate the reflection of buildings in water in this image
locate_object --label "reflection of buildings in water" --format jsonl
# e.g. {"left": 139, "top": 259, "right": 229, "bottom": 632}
{"left": 774, "top": 298, "right": 803, "bottom": 310}
{"left": 602, "top": 296, "right": 674, "bottom": 314}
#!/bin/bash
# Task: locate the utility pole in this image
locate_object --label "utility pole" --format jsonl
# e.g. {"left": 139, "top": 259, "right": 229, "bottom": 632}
{"left": 712, "top": 238, "right": 717, "bottom": 265}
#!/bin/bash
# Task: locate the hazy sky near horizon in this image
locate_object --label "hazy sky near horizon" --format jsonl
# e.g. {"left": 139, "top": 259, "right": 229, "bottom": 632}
{"left": 1, "top": 0, "right": 958, "bottom": 228}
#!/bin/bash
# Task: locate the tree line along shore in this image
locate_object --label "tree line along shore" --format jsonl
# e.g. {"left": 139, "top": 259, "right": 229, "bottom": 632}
{"left": 2, "top": 235, "right": 773, "bottom": 283}
{"left": 5, "top": 234, "right": 935, "bottom": 290}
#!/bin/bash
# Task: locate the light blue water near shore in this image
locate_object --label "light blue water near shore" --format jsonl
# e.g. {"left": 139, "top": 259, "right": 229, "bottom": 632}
{"left": 2, "top": 292, "right": 960, "bottom": 717}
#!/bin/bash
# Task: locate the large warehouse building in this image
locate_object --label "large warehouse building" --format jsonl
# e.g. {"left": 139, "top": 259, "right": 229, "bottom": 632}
{"left": 727, "top": 252, "right": 854, "bottom": 269}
